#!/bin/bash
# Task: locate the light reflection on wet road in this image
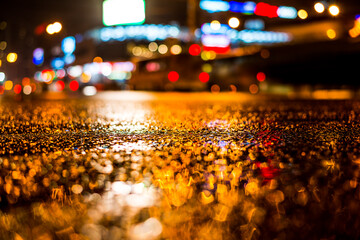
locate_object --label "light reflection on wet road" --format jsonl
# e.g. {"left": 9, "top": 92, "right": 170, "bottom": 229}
{"left": 0, "top": 92, "right": 360, "bottom": 240}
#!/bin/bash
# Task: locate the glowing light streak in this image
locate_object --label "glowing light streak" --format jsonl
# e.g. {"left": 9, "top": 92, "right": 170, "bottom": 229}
{"left": 255, "top": 2, "right": 279, "bottom": 18}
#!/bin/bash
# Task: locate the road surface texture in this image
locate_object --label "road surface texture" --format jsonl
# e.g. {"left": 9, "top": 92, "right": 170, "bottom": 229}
{"left": 0, "top": 92, "right": 359, "bottom": 240}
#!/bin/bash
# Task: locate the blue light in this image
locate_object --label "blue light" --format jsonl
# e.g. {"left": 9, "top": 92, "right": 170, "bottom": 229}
{"left": 201, "top": 23, "right": 230, "bottom": 35}
{"left": 61, "top": 36, "right": 76, "bottom": 55}
{"left": 244, "top": 19, "right": 265, "bottom": 30}
{"left": 277, "top": 6, "right": 297, "bottom": 19}
{"left": 51, "top": 58, "right": 65, "bottom": 69}
{"left": 229, "top": 1, "right": 256, "bottom": 14}
{"left": 200, "top": 0, "right": 230, "bottom": 13}
{"left": 32, "top": 48, "right": 44, "bottom": 66}
{"left": 64, "top": 54, "right": 76, "bottom": 65}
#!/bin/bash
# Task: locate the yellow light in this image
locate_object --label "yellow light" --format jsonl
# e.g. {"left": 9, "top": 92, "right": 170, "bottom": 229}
{"left": 314, "top": 2, "right": 325, "bottom": 13}
{"left": 4, "top": 80, "right": 13, "bottom": 90}
{"left": 170, "top": 45, "right": 182, "bottom": 55}
{"left": 210, "top": 20, "right": 221, "bottom": 31}
{"left": 326, "top": 29, "right": 336, "bottom": 39}
{"left": 0, "top": 41, "right": 6, "bottom": 50}
{"left": 46, "top": 22, "right": 62, "bottom": 34}
{"left": 228, "top": 17, "right": 240, "bottom": 29}
{"left": 148, "top": 42, "right": 158, "bottom": 52}
{"left": 0, "top": 60, "right": 2, "bottom": 67}
{"left": 7, "top": 53, "right": 17, "bottom": 63}
{"left": 46, "top": 24, "right": 55, "bottom": 34}
{"left": 298, "top": 9, "right": 308, "bottom": 19}
{"left": 329, "top": 5, "right": 340, "bottom": 16}
{"left": 93, "top": 56, "right": 103, "bottom": 63}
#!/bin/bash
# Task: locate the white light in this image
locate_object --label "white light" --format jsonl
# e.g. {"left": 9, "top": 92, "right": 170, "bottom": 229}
{"left": 23, "top": 85, "right": 32, "bottom": 95}
{"left": 277, "top": 6, "right": 297, "bottom": 19}
{"left": 148, "top": 42, "right": 158, "bottom": 52}
{"left": 111, "top": 181, "right": 132, "bottom": 195}
{"left": 314, "top": 2, "right": 325, "bottom": 13}
{"left": 170, "top": 45, "right": 182, "bottom": 55}
{"left": 329, "top": 5, "right": 340, "bottom": 16}
{"left": 52, "top": 22, "right": 62, "bottom": 33}
{"left": 0, "top": 72, "right": 5, "bottom": 82}
{"left": 210, "top": 20, "right": 221, "bottom": 31}
{"left": 68, "top": 65, "right": 83, "bottom": 78}
{"left": 201, "top": 34, "right": 230, "bottom": 48}
{"left": 101, "top": 62, "right": 112, "bottom": 76}
{"left": 228, "top": 17, "right": 240, "bottom": 28}
{"left": 83, "top": 86, "right": 97, "bottom": 96}
{"left": 158, "top": 44, "right": 168, "bottom": 54}
{"left": 103, "top": 0, "right": 145, "bottom": 26}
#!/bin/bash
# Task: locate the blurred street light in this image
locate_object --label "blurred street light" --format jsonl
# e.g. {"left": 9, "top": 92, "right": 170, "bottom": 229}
{"left": 314, "top": 2, "right": 325, "bottom": 13}
{"left": 329, "top": 5, "right": 340, "bottom": 16}
{"left": 46, "top": 22, "right": 62, "bottom": 35}
{"left": 228, "top": 17, "right": 240, "bottom": 28}
{"left": 298, "top": 9, "right": 308, "bottom": 19}
{"left": 6, "top": 53, "right": 18, "bottom": 63}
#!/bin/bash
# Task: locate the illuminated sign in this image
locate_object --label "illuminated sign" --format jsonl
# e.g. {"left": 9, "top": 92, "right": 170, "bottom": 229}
{"left": 200, "top": 0, "right": 230, "bottom": 13}
{"left": 103, "top": 0, "right": 145, "bottom": 26}
{"left": 202, "top": 34, "right": 231, "bottom": 48}
{"left": 99, "top": 24, "right": 181, "bottom": 42}
{"left": 237, "top": 30, "right": 291, "bottom": 44}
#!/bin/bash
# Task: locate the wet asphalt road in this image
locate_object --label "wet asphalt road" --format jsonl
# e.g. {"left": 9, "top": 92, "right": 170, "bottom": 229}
{"left": 0, "top": 91, "right": 360, "bottom": 240}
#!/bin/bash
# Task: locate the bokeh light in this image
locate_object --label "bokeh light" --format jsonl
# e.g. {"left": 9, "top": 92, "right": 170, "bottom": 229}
{"left": 199, "top": 72, "right": 210, "bottom": 83}
{"left": 168, "top": 71, "right": 179, "bottom": 82}
{"left": 314, "top": 2, "right": 325, "bottom": 13}
{"left": 13, "top": 84, "right": 22, "bottom": 94}
{"left": 210, "top": 20, "right": 221, "bottom": 30}
{"left": 256, "top": 72, "right": 266, "bottom": 82}
{"left": 7, "top": 53, "right": 18, "bottom": 63}
{"left": 4, "top": 80, "right": 13, "bottom": 90}
{"left": 298, "top": 9, "right": 308, "bottom": 19}
{"left": 158, "top": 44, "right": 168, "bottom": 54}
{"left": 189, "top": 44, "right": 202, "bottom": 56}
{"left": 23, "top": 85, "right": 32, "bottom": 95}
{"left": 249, "top": 84, "right": 259, "bottom": 94}
{"left": 69, "top": 80, "right": 79, "bottom": 91}
{"left": 329, "top": 5, "right": 340, "bottom": 16}
{"left": 327, "top": 29, "right": 336, "bottom": 39}
{"left": 228, "top": 17, "right": 240, "bottom": 28}
{"left": 0, "top": 72, "right": 5, "bottom": 82}
{"left": 170, "top": 45, "right": 182, "bottom": 55}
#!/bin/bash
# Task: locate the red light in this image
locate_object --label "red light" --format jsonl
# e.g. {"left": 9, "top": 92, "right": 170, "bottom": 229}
{"left": 69, "top": 80, "right": 79, "bottom": 91}
{"left": 189, "top": 44, "right": 202, "bottom": 56}
{"left": 0, "top": 86, "right": 4, "bottom": 95}
{"left": 14, "top": 84, "right": 22, "bottom": 94}
{"left": 255, "top": 2, "right": 279, "bottom": 18}
{"left": 256, "top": 72, "right": 266, "bottom": 81}
{"left": 55, "top": 80, "right": 65, "bottom": 91}
{"left": 168, "top": 71, "right": 179, "bottom": 82}
{"left": 203, "top": 46, "right": 230, "bottom": 54}
{"left": 199, "top": 72, "right": 210, "bottom": 83}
